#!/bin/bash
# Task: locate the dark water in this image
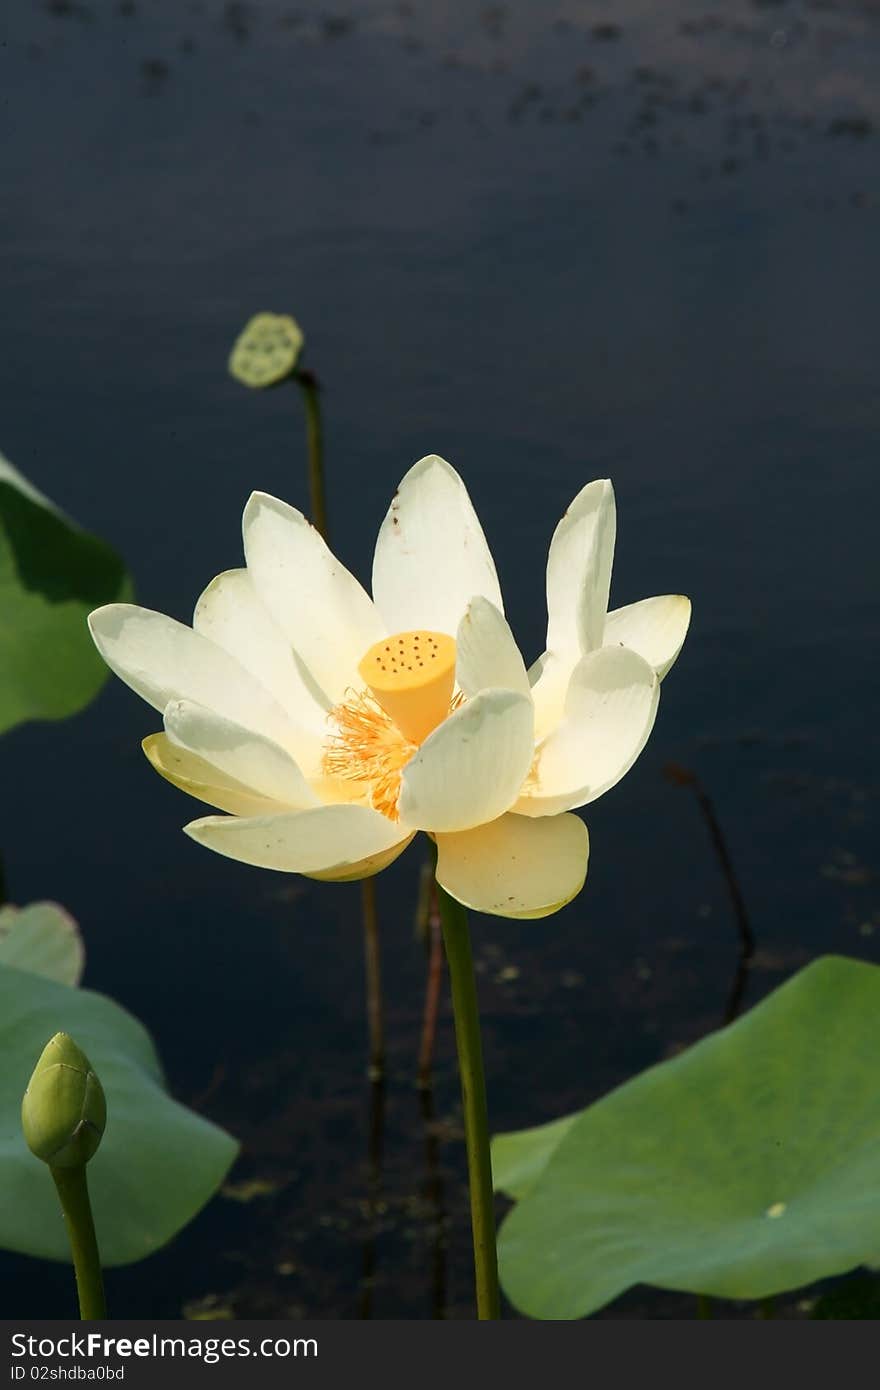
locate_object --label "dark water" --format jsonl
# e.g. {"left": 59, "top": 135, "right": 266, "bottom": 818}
{"left": 2, "top": 0, "right": 878, "bottom": 1318}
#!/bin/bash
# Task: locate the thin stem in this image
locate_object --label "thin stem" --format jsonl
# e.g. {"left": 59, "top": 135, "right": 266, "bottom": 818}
{"left": 664, "top": 763, "right": 755, "bottom": 1024}
{"left": 51, "top": 1166, "right": 106, "bottom": 1320}
{"left": 291, "top": 368, "right": 384, "bottom": 1076}
{"left": 361, "top": 879, "right": 385, "bottom": 1080}
{"left": 294, "top": 370, "right": 329, "bottom": 541}
{"left": 435, "top": 879, "right": 500, "bottom": 1320}
{"left": 417, "top": 882, "right": 445, "bottom": 1089}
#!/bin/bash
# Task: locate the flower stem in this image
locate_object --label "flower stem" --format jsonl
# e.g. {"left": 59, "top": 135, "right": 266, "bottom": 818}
{"left": 434, "top": 879, "right": 500, "bottom": 1319}
{"left": 51, "top": 1166, "right": 106, "bottom": 1320}
{"left": 360, "top": 878, "right": 385, "bottom": 1080}
{"left": 294, "top": 369, "right": 329, "bottom": 542}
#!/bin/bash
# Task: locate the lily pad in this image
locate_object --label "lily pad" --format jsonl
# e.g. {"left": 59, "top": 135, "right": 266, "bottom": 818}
{"left": 0, "top": 902, "right": 84, "bottom": 986}
{"left": 497, "top": 956, "right": 880, "bottom": 1319}
{"left": 228, "top": 312, "right": 304, "bottom": 388}
{"left": 491, "top": 1111, "right": 578, "bottom": 1202}
{"left": 0, "top": 963, "right": 237, "bottom": 1266}
{"left": 0, "top": 452, "right": 132, "bottom": 736}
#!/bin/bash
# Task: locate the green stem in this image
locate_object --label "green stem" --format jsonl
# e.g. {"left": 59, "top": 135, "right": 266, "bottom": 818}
{"left": 295, "top": 370, "right": 329, "bottom": 541}
{"left": 435, "top": 879, "right": 500, "bottom": 1320}
{"left": 696, "top": 1293, "right": 713, "bottom": 1318}
{"left": 51, "top": 1166, "right": 106, "bottom": 1320}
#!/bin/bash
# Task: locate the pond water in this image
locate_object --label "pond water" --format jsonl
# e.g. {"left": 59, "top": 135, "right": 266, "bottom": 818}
{"left": 2, "top": 0, "right": 878, "bottom": 1318}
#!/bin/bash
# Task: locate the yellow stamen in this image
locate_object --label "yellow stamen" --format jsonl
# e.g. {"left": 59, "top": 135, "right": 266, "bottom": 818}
{"left": 357, "top": 630, "right": 457, "bottom": 745}
{"left": 322, "top": 690, "right": 416, "bottom": 821}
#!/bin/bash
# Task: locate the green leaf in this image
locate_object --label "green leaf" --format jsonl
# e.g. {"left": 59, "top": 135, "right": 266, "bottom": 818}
{"left": 0, "top": 963, "right": 237, "bottom": 1266}
{"left": 491, "top": 1112, "right": 578, "bottom": 1201}
{"left": 0, "top": 902, "right": 84, "bottom": 986}
{"left": 228, "top": 312, "right": 304, "bottom": 388}
{"left": 0, "top": 452, "right": 132, "bottom": 735}
{"left": 497, "top": 956, "right": 880, "bottom": 1319}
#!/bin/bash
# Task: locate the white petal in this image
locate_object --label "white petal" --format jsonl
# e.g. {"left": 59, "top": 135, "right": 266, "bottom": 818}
{"left": 88, "top": 604, "right": 293, "bottom": 746}
{"left": 243, "top": 491, "right": 384, "bottom": 704}
{"left": 372, "top": 455, "right": 503, "bottom": 637}
{"left": 545, "top": 478, "right": 616, "bottom": 661}
{"left": 456, "top": 597, "right": 530, "bottom": 699}
{"left": 516, "top": 646, "right": 659, "bottom": 817}
{"left": 184, "top": 803, "right": 411, "bottom": 877}
{"left": 603, "top": 594, "right": 692, "bottom": 680}
{"left": 194, "top": 568, "right": 330, "bottom": 751}
{"left": 436, "top": 812, "right": 589, "bottom": 919}
{"left": 397, "top": 689, "right": 534, "bottom": 833}
{"left": 164, "top": 700, "right": 319, "bottom": 809}
{"left": 527, "top": 649, "right": 572, "bottom": 745}
{"left": 143, "top": 734, "right": 285, "bottom": 819}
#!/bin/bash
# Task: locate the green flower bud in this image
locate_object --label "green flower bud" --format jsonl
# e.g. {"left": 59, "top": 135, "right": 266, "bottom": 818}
{"left": 21, "top": 1033, "right": 106, "bottom": 1169}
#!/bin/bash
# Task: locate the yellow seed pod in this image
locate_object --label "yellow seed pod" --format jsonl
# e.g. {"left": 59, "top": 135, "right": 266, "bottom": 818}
{"left": 358, "top": 630, "right": 457, "bottom": 745}
{"left": 21, "top": 1033, "right": 106, "bottom": 1169}
{"left": 228, "top": 312, "right": 304, "bottom": 388}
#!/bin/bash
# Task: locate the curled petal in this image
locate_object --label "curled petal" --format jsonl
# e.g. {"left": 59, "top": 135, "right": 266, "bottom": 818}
{"left": 517, "top": 646, "right": 658, "bottom": 817}
{"left": 603, "top": 594, "right": 692, "bottom": 680}
{"left": 545, "top": 478, "right": 616, "bottom": 662}
{"left": 164, "top": 701, "right": 318, "bottom": 809}
{"left": 456, "top": 597, "right": 530, "bottom": 699}
{"left": 144, "top": 734, "right": 284, "bottom": 819}
{"left": 398, "top": 689, "right": 535, "bottom": 833}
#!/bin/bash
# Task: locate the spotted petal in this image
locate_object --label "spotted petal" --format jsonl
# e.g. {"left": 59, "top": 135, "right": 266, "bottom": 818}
{"left": 436, "top": 812, "right": 589, "bottom": 919}
{"left": 184, "top": 803, "right": 411, "bottom": 878}
{"left": 372, "top": 456, "right": 503, "bottom": 638}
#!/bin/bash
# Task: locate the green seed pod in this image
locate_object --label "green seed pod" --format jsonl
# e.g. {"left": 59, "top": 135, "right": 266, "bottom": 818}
{"left": 21, "top": 1033, "right": 106, "bottom": 1169}
{"left": 228, "top": 311, "right": 304, "bottom": 388}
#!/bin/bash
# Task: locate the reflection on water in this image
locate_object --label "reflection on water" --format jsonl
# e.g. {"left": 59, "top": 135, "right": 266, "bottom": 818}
{"left": 1, "top": 0, "right": 878, "bottom": 1317}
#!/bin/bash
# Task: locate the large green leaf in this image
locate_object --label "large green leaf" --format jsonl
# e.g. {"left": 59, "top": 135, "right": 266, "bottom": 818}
{"left": 497, "top": 956, "right": 880, "bottom": 1319}
{"left": 0, "top": 902, "right": 84, "bottom": 986}
{"left": 0, "top": 963, "right": 237, "bottom": 1266}
{"left": 0, "top": 451, "right": 132, "bottom": 735}
{"left": 491, "top": 1112, "right": 578, "bottom": 1202}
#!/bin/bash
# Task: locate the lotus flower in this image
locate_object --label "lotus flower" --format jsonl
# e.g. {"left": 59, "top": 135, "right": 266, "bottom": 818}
{"left": 88, "top": 457, "right": 689, "bottom": 918}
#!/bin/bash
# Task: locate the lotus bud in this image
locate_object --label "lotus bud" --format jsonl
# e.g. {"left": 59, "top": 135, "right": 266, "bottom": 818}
{"left": 21, "top": 1033, "right": 106, "bottom": 1169}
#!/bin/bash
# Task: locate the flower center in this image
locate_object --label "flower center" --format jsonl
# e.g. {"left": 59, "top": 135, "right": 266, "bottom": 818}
{"left": 322, "top": 630, "right": 457, "bottom": 821}
{"left": 358, "top": 630, "right": 457, "bottom": 744}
